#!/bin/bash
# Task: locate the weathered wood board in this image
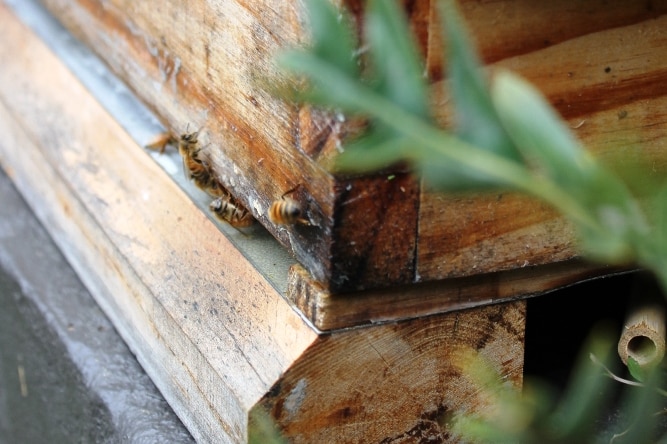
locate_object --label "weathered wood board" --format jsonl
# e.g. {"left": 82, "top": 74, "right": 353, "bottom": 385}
{"left": 34, "top": 0, "right": 667, "bottom": 294}
{"left": 426, "top": 1, "right": 667, "bottom": 76}
{"left": 254, "top": 301, "right": 526, "bottom": 443}
{"left": 0, "top": 3, "right": 527, "bottom": 442}
{"left": 288, "top": 260, "right": 628, "bottom": 331}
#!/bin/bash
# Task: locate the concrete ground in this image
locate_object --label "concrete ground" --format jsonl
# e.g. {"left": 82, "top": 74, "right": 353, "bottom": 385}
{"left": 0, "top": 168, "right": 194, "bottom": 443}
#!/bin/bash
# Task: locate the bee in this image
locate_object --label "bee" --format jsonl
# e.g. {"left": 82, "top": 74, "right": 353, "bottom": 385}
{"left": 177, "top": 128, "right": 200, "bottom": 156}
{"left": 144, "top": 131, "right": 176, "bottom": 153}
{"left": 148, "top": 126, "right": 254, "bottom": 229}
{"left": 177, "top": 129, "right": 224, "bottom": 197}
{"left": 177, "top": 129, "right": 204, "bottom": 178}
{"left": 209, "top": 193, "right": 255, "bottom": 228}
{"left": 269, "top": 186, "right": 309, "bottom": 225}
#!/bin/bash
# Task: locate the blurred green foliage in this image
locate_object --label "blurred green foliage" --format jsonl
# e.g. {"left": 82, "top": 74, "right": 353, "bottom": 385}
{"left": 248, "top": 407, "right": 288, "bottom": 444}
{"left": 274, "top": 0, "right": 667, "bottom": 442}
{"left": 279, "top": 0, "right": 667, "bottom": 286}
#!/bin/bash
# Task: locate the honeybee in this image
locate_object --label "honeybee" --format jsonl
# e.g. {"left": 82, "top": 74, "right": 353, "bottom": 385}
{"left": 148, "top": 126, "right": 254, "bottom": 229}
{"left": 177, "top": 129, "right": 224, "bottom": 197}
{"left": 177, "top": 129, "right": 203, "bottom": 177}
{"left": 269, "top": 186, "right": 309, "bottom": 225}
{"left": 209, "top": 193, "right": 255, "bottom": 228}
{"left": 144, "top": 131, "right": 176, "bottom": 153}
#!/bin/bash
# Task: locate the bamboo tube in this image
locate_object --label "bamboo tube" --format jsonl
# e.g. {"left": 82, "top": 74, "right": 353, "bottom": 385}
{"left": 617, "top": 273, "right": 666, "bottom": 371}
{"left": 617, "top": 304, "right": 666, "bottom": 370}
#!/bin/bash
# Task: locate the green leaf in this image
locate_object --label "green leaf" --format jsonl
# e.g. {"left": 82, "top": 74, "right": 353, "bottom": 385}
{"left": 576, "top": 223, "right": 634, "bottom": 263}
{"left": 332, "top": 0, "right": 434, "bottom": 175}
{"left": 491, "top": 70, "right": 594, "bottom": 189}
{"left": 573, "top": 168, "right": 639, "bottom": 261}
{"left": 627, "top": 356, "right": 646, "bottom": 382}
{"left": 419, "top": 153, "right": 506, "bottom": 191}
{"left": 438, "top": 0, "right": 522, "bottom": 177}
{"left": 547, "top": 327, "right": 617, "bottom": 440}
{"left": 275, "top": 0, "right": 360, "bottom": 108}
{"left": 649, "top": 184, "right": 667, "bottom": 253}
{"left": 490, "top": 70, "right": 633, "bottom": 209}
{"left": 492, "top": 70, "right": 647, "bottom": 262}
{"left": 305, "top": 0, "right": 359, "bottom": 79}
{"left": 612, "top": 364, "right": 665, "bottom": 444}
{"left": 365, "top": 0, "right": 430, "bottom": 120}
{"left": 380, "top": 0, "right": 526, "bottom": 190}
{"left": 278, "top": 50, "right": 371, "bottom": 112}
{"left": 334, "top": 127, "right": 415, "bottom": 173}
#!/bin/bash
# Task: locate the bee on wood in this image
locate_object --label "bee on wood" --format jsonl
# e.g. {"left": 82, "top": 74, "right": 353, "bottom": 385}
{"left": 177, "top": 129, "right": 205, "bottom": 179}
{"left": 209, "top": 193, "right": 255, "bottom": 228}
{"left": 176, "top": 129, "right": 223, "bottom": 197}
{"left": 144, "top": 131, "right": 176, "bottom": 153}
{"left": 269, "top": 186, "right": 309, "bottom": 225}
{"left": 178, "top": 129, "right": 254, "bottom": 226}
{"left": 147, "top": 126, "right": 254, "bottom": 229}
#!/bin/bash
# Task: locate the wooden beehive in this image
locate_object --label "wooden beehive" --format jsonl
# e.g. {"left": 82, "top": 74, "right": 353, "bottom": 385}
{"left": 1, "top": 0, "right": 666, "bottom": 441}
{"left": 35, "top": 0, "right": 667, "bottom": 308}
{"left": 35, "top": 0, "right": 667, "bottom": 304}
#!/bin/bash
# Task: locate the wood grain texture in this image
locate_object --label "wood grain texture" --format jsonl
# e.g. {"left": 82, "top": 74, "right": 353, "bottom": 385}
{"left": 0, "top": 6, "right": 318, "bottom": 441}
{"left": 329, "top": 173, "right": 420, "bottom": 290}
{"left": 427, "top": 0, "right": 667, "bottom": 78}
{"left": 430, "top": 8, "right": 667, "bottom": 136}
{"left": 252, "top": 301, "right": 526, "bottom": 443}
{"left": 494, "top": 14, "right": 667, "bottom": 121}
{"left": 417, "top": 190, "right": 577, "bottom": 281}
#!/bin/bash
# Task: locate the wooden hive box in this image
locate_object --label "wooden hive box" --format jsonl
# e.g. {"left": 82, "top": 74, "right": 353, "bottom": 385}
{"left": 33, "top": 0, "right": 667, "bottom": 325}
{"left": 0, "top": 0, "right": 665, "bottom": 442}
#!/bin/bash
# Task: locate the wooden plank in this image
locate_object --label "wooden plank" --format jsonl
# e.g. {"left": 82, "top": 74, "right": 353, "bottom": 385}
{"left": 13, "top": 0, "right": 620, "bottom": 333}
{"left": 0, "top": 5, "right": 319, "bottom": 441}
{"left": 329, "top": 173, "right": 419, "bottom": 290}
{"left": 253, "top": 301, "right": 526, "bottom": 443}
{"left": 417, "top": 190, "right": 577, "bottom": 281}
{"left": 494, "top": 15, "right": 667, "bottom": 121}
{"left": 422, "top": 14, "right": 667, "bottom": 280}
{"left": 427, "top": 0, "right": 667, "bottom": 77}
{"left": 288, "top": 260, "right": 630, "bottom": 331}
{"left": 430, "top": 12, "right": 667, "bottom": 136}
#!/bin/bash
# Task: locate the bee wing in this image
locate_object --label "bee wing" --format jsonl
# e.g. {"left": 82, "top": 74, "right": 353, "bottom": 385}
{"left": 181, "top": 152, "right": 190, "bottom": 181}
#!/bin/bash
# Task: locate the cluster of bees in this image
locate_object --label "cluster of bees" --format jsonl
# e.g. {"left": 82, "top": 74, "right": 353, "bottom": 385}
{"left": 146, "top": 128, "right": 308, "bottom": 229}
